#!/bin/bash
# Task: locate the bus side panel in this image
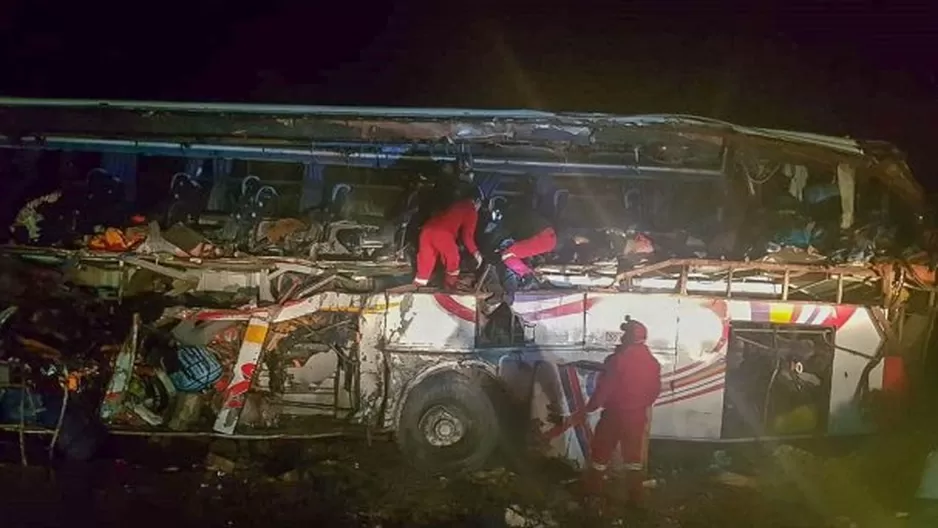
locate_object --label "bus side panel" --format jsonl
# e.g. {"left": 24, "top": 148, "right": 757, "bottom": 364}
{"left": 660, "top": 298, "right": 729, "bottom": 440}
{"left": 827, "top": 307, "right": 884, "bottom": 435}
{"left": 520, "top": 293, "right": 685, "bottom": 468}
{"left": 384, "top": 293, "right": 477, "bottom": 351}
{"left": 358, "top": 297, "right": 388, "bottom": 425}
{"left": 726, "top": 301, "right": 884, "bottom": 436}
{"left": 511, "top": 292, "right": 589, "bottom": 346}
{"left": 584, "top": 293, "right": 684, "bottom": 438}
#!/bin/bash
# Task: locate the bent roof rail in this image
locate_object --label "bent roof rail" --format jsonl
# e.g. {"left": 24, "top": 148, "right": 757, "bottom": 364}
{"left": 0, "top": 97, "right": 887, "bottom": 151}
{"left": 0, "top": 96, "right": 924, "bottom": 209}
{"left": 0, "top": 96, "right": 558, "bottom": 119}
{"left": 0, "top": 134, "right": 725, "bottom": 181}
{"left": 0, "top": 96, "right": 897, "bottom": 156}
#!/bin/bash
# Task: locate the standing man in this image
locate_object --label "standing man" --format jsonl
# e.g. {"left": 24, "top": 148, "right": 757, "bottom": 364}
{"left": 411, "top": 187, "right": 483, "bottom": 289}
{"left": 565, "top": 317, "right": 662, "bottom": 505}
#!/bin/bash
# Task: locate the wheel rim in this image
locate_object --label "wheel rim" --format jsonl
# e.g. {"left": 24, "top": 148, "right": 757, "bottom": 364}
{"left": 418, "top": 404, "right": 467, "bottom": 448}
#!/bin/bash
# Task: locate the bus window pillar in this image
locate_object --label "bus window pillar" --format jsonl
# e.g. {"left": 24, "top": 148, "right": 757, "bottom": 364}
{"left": 207, "top": 158, "right": 234, "bottom": 211}
{"left": 300, "top": 162, "right": 324, "bottom": 212}
{"left": 837, "top": 162, "right": 856, "bottom": 229}
{"left": 533, "top": 174, "right": 555, "bottom": 218}
{"left": 100, "top": 152, "right": 138, "bottom": 202}
{"left": 183, "top": 159, "right": 206, "bottom": 184}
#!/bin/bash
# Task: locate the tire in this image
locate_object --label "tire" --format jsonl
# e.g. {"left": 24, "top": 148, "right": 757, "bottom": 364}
{"left": 397, "top": 371, "right": 502, "bottom": 473}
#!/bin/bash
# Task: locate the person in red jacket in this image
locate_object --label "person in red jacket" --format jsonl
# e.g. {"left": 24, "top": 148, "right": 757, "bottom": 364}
{"left": 495, "top": 206, "right": 557, "bottom": 281}
{"left": 566, "top": 317, "right": 662, "bottom": 504}
{"left": 412, "top": 194, "right": 483, "bottom": 289}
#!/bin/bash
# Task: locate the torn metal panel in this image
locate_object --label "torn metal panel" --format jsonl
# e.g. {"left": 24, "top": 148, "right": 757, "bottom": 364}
{"left": 0, "top": 97, "right": 887, "bottom": 157}
{"left": 0, "top": 97, "right": 922, "bottom": 209}
{"left": 195, "top": 291, "right": 482, "bottom": 433}
{"left": 100, "top": 313, "right": 139, "bottom": 423}
{"left": 383, "top": 293, "right": 478, "bottom": 351}
{"left": 62, "top": 262, "right": 125, "bottom": 289}
{"left": 0, "top": 244, "right": 912, "bottom": 310}
{"left": 214, "top": 314, "right": 270, "bottom": 434}
{"left": 195, "top": 269, "right": 267, "bottom": 293}
{"left": 0, "top": 107, "right": 588, "bottom": 145}
{"left": 273, "top": 291, "right": 370, "bottom": 322}
{"left": 0, "top": 99, "right": 878, "bottom": 162}
{"left": 12, "top": 279, "right": 907, "bottom": 472}
{"left": 509, "top": 293, "right": 590, "bottom": 346}
{"left": 356, "top": 296, "right": 389, "bottom": 427}
{"left": 0, "top": 246, "right": 356, "bottom": 297}
{"left": 122, "top": 256, "right": 196, "bottom": 282}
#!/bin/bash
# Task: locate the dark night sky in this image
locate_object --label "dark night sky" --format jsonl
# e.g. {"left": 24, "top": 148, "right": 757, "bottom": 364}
{"left": 0, "top": 1, "right": 935, "bottom": 187}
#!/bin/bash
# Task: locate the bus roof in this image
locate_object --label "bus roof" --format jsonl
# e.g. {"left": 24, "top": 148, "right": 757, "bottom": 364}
{"left": 0, "top": 96, "right": 924, "bottom": 208}
{"left": 0, "top": 96, "right": 878, "bottom": 155}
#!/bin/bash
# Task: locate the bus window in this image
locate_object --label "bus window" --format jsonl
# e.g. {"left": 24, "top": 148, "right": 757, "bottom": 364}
{"left": 721, "top": 323, "right": 834, "bottom": 439}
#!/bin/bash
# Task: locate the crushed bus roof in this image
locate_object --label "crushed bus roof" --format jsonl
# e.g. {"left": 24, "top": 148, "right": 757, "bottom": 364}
{"left": 0, "top": 96, "right": 924, "bottom": 208}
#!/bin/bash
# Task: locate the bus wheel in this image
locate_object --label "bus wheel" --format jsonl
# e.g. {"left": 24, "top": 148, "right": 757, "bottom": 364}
{"left": 397, "top": 371, "right": 501, "bottom": 473}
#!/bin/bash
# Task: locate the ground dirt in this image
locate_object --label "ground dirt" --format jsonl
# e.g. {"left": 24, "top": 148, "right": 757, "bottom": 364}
{"left": 0, "top": 430, "right": 928, "bottom": 528}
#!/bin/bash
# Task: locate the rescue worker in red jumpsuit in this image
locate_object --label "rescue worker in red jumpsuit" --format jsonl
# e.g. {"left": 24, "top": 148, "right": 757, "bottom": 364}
{"left": 566, "top": 317, "right": 662, "bottom": 504}
{"left": 412, "top": 193, "right": 483, "bottom": 289}
{"left": 495, "top": 206, "right": 557, "bottom": 282}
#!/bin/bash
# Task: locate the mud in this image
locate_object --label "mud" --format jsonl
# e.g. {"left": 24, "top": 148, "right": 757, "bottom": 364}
{"left": 1, "top": 432, "right": 925, "bottom": 528}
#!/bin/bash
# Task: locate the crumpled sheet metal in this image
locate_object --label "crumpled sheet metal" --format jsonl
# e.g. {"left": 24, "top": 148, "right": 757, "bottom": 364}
{"left": 379, "top": 354, "right": 497, "bottom": 430}
{"left": 1, "top": 127, "right": 920, "bottom": 208}
{"left": 341, "top": 119, "right": 594, "bottom": 145}
{"left": 3, "top": 100, "right": 908, "bottom": 166}
{"left": 0, "top": 98, "right": 879, "bottom": 154}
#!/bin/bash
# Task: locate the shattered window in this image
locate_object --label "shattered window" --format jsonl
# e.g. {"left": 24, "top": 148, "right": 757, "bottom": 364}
{"left": 322, "top": 166, "right": 412, "bottom": 220}
{"left": 553, "top": 177, "right": 630, "bottom": 229}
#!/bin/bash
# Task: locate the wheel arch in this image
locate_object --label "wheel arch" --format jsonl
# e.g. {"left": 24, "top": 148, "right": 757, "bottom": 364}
{"left": 389, "top": 359, "right": 501, "bottom": 433}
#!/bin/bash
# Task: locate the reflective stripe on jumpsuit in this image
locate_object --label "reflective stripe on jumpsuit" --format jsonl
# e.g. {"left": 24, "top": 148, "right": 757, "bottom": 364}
{"left": 415, "top": 226, "right": 462, "bottom": 288}
{"left": 413, "top": 198, "right": 480, "bottom": 288}
{"left": 584, "top": 407, "right": 653, "bottom": 500}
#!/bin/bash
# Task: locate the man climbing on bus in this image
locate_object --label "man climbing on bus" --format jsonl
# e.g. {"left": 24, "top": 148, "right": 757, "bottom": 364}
{"left": 563, "top": 316, "right": 661, "bottom": 508}
{"left": 491, "top": 204, "right": 557, "bottom": 288}
{"left": 405, "top": 185, "right": 483, "bottom": 290}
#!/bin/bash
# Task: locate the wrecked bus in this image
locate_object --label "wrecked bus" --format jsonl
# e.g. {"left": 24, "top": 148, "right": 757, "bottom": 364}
{"left": 0, "top": 98, "right": 933, "bottom": 471}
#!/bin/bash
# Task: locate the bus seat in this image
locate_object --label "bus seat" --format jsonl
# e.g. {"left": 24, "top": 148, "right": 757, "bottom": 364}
{"left": 331, "top": 182, "right": 406, "bottom": 220}
{"left": 489, "top": 195, "right": 508, "bottom": 212}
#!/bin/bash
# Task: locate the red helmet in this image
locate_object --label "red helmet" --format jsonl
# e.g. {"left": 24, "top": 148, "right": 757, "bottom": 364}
{"left": 620, "top": 317, "right": 648, "bottom": 344}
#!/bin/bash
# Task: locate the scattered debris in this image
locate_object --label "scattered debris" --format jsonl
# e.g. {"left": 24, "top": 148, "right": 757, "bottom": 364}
{"left": 710, "top": 449, "right": 732, "bottom": 471}
{"left": 504, "top": 504, "right": 557, "bottom": 528}
{"left": 712, "top": 471, "right": 758, "bottom": 489}
{"left": 276, "top": 469, "right": 300, "bottom": 482}
{"left": 205, "top": 453, "right": 237, "bottom": 474}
